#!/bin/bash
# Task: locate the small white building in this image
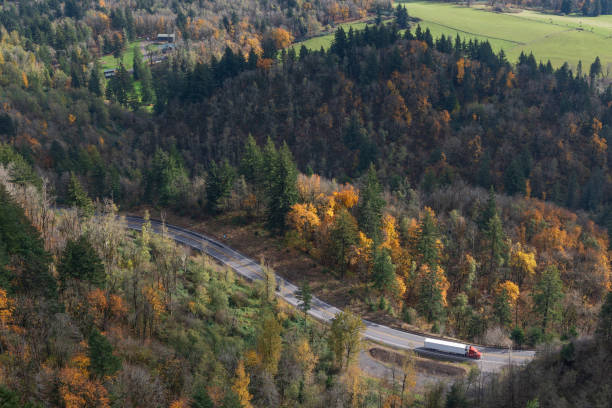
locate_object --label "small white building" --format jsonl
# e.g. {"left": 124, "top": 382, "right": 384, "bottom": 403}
{"left": 156, "top": 33, "right": 175, "bottom": 43}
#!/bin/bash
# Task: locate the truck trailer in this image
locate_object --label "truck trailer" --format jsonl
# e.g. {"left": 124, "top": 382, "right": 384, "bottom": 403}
{"left": 424, "top": 338, "right": 482, "bottom": 359}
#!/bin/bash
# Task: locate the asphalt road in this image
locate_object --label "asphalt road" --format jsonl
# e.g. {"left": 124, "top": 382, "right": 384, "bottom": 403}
{"left": 124, "top": 215, "right": 535, "bottom": 372}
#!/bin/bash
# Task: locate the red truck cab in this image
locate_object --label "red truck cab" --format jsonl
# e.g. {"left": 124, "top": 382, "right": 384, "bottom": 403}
{"left": 467, "top": 346, "right": 482, "bottom": 359}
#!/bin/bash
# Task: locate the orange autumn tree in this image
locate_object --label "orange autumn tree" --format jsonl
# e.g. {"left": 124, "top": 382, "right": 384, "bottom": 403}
{"left": 333, "top": 184, "right": 359, "bottom": 209}
{"left": 59, "top": 355, "right": 110, "bottom": 408}
{"left": 265, "top": 28, "right": 293, "bottom": 49}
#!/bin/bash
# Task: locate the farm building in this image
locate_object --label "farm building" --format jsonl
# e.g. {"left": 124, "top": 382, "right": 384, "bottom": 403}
{"left": 157, "top": 33, "right": 175, "bottom": 43}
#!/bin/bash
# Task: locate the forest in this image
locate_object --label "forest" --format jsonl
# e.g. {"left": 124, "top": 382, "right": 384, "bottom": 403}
{"left": 0, "top": 0, "right": 610, "bottom": 406}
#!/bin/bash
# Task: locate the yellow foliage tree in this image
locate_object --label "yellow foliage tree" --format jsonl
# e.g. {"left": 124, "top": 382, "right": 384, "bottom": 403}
{"left": 232, "top": 360, "right": 253, "bottom": 408}
{"left": 380, "top": 214, "right": 400, "bottom": 252}
{"left": 496, "top": 280, "right": 520, "bottom": 305}
{"left": 59, "top": 355, "right": 110, "bottom": 408}
{"left": 287, "top": 203, "right": 320, "bottom": 240}
{"left": 350, "top": 232, "right": 373, "bottom": 282}
{"left": 333, "top": 184, "right": 359, "bottom": 209}
{"left": 295, "top": 339, "right": 318, "bottom": 383}
{"left": 266, "top": 28, "right": 293, "bottom": 49}
{"left": 509, "top": 244, "right": 537, "bottom": 286}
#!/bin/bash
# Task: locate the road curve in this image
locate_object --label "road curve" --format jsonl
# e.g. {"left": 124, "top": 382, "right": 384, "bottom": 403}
{"left": 124, "top": 215, "right": 535, "bottom": 372}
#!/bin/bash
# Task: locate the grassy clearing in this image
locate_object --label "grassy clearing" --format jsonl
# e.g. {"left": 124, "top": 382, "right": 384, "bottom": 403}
{"left": 292, "top": 1, "right": 612, "bottom": 68}
{"left": 290, "top": 19, "right": 392, "bottom": 52}
{"left": 402, "top": 1, "right": 612, "bottom": 68}
{"left": 99, "top": 40, "right": 143, "bottom": 70}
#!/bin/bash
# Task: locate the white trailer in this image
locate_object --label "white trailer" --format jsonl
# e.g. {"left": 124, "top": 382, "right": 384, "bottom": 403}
{"left": 424, "top": 338, "right": 481, "bottom": 359}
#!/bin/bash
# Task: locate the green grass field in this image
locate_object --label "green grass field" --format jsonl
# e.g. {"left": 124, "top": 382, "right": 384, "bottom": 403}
{"left": 289, "top": 19, "right": 391, "bottom": 52}
{"left": 292, "top": 1, "right": 612, "bottom": 69}
{"left": 99, "top": 41, "right": 143, "bottom": 71}
{"left": 403, "top": 1, "right": 612, "bottom": 68}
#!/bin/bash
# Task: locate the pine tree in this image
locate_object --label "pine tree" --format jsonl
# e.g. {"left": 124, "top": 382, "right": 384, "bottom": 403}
{"left": 88, "top": 328, "right": 121, "bottom": 378}
{"left": 504, "top": 158, "right": 526, "bottom": 195}
{"left": 58, "top": 236, "right": 105, "bottom": 288}
{"left": 0, "top": 185, "right": 56, "bottom": 300}
{"left": 590, "top": 56, "right": 602, "bottom": 80}
{"left": 67, "top": 172, "right": 94, "bottom": 217}
{"left": 330, "top": 207, "right": 358, "bottom": 277}
{"left": 416, "top": 208, "right": 440, "bottom": 268}
{"left": 265, "top": 142, "right": 298, "bottom": 233}
{"left": 395, "top": 5, "right": 409, "bottom": 29}
{"left": 88, "top": 63, "right": 102, "bottom": 96}
{"left": 239, "top": 134, "right": 264, "bottom": 185}
{"left": 357, "top": 165, "right": 386, "bottom": 241}
{"left": 417, "top": 265, "right": 448, "bottom": 322}
{"left": 485, "top": 213, "right": 508, "bottom": 282}
{"left": 191, "top": 388, "right": 214, "bottom": 408}
{"left": 206, "top": 160, "right": 236, "bottom": 214}
{"left": 296, "top": 281, "right": 313, "bottom": 314}
{"left": 478, "top": 186, "right": 497, "bottom": 230}
{"left": 372, "top": 247, "right": 396, "bottom": 295}
{"left": 133, "top": 45, "right": 145, "bottom": 81}
{"left": 533, "top": 266, "right": 564, "bottom": 332}
{"left": 561, "top": 0, "right": 572, "bottom": 14}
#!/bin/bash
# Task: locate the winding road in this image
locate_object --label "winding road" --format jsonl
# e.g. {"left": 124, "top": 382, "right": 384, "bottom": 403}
{"left": 124, "top": 215, "right": 535, "bottom": 372}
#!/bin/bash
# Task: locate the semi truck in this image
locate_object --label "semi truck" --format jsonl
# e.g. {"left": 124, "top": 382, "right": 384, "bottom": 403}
{"left": 424, "top": 338, "right": 482, "bottom": 359}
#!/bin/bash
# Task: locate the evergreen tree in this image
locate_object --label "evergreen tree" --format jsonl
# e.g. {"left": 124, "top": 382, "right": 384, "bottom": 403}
{"left": 206, "top": 160, "right": 236, "bottom": 214}
{"left": 331, "top": 27, "right": 347, "bottom": 58}
{"left": 67, "top": 172, "right": 94, "bottom": 217}
{"left": 445, "top": 383, "right": 469, "bottom": 408}
{"left": 395, "top": 4, "right": 409, "bottom": 29}
{"left": 417, "top": 265, "right": 446, "bottom": 322}
{"left": 88, "top": 63, "right": 103, "bottom": 96}
{"left": 372, "top": 247, "right": 396, "bottom": 295}
{"left": 0, "top": 185, "right": 56, "bottom": 300}
{"left": 58, "top": 236, "right": 105, "bottom": 289}
{"left": 88, "top": 328, "right": 121, "bottom": 377}
{"left": 296, "top": 281, "right": 313, "bottom": 314}
{"left": 239, "top": 134, "right": 264, "bottom": 185}
{"left": 493, "top": 289, "right": 512, "bottom": 326}
{"left": 191, "top": 388, "right": 214, "bottom": 408}
{"left": 416, "top": 209, "right": 440, "bottom": 268}
{"left": 133, "top": 45, "right": 145, "bottom": 81}
{"left": 0, "top": 385, "right": 39, "bottom": 408}
{"left": 533, "top": 265, "right": 564, "bottom": 332}
{"left": 590, "top": 56, "right": 602, "bottom": 80}
{"left": 106, "top": 62, "right": 133, "bottom": 106}
{"left": 561, "top": 0, "right": 572, "bottom": 14}
{"left": 265, "top": 142, "right": 298, "bottom": 233}
{"left": 139, "top": 62, "right": 154, "bottom": 104}
{"left": 329, "top": 207, "right": 358, "bottom": 277}
{"left": 357, "top": 165, "right": 386, "bottom": 241}
{"left": 504, "top": 158, "right": 526, "bottom": 195}
{"left": 478, "top": 186, "right": 497, "bottom": 230}
{"left": 485, "top": 213, "right": 508, "bottom": 282}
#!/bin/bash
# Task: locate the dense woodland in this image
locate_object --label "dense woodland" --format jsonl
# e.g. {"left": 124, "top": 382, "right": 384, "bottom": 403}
{"left": 0, "top": 0, "right": 611, "bottom": 406}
